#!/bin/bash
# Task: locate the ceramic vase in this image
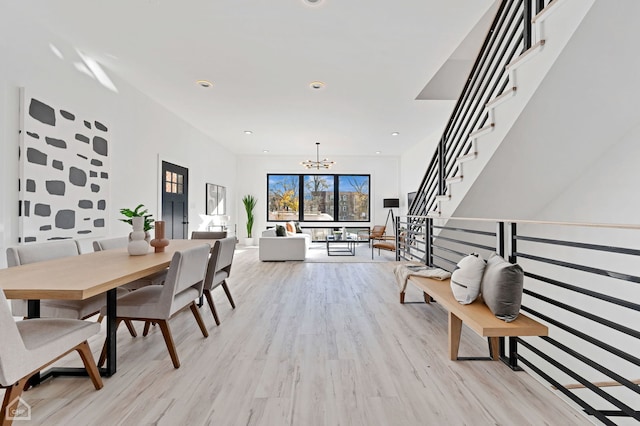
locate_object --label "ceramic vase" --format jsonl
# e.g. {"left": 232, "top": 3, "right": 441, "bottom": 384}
{"left": 150, "top": 220, "right": 170, "bottom": 253}
{"left": 128, "top": 216, "right": 150, "bottom": 255}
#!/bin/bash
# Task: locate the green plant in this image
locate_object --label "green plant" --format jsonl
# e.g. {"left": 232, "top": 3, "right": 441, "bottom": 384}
{"left": 119, "top": 204, "right": 154, "bottom": 231}
{"left": 242, "top": 195, "right": 257, "bottom": 238}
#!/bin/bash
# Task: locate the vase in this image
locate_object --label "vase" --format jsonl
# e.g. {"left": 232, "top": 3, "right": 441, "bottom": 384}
{"left": 128, "top": 216, "right": 150, "bottom": 255}
{"left": 150, "top": 220, "right": 170, "bottom": 253}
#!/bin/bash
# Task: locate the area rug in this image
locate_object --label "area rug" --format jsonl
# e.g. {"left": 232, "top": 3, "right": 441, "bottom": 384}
{"left": 304, "top": 242, "right": 396, "bottom": 263}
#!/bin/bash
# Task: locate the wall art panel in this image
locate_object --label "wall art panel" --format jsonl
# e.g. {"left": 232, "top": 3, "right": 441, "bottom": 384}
{"left": 19, "top": 88, "right": 110, "bottom": 243}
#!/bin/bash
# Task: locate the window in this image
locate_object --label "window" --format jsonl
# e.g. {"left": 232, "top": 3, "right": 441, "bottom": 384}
{"left": 268, "top": 175, "right": 300, "bottom": 221}
{"left": 165, "top": 171, "right": 183, "bottom": 194}
{"left": 267, "top": 174, "right": 369, "bottom": 222}
{"left": 303, "top": 175, "right": 334, "bottom": 221}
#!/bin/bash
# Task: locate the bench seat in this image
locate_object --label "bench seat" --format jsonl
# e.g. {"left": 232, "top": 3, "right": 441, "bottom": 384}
{"left": 407, "top": 276, "right": 548, "bottom": 361}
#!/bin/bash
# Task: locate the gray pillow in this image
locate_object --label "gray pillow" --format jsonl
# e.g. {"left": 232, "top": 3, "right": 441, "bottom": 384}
{"left": 275, "top": 225, "right": 287, "bottom": 237}
{"left": 481, "top": 253, "right": 524, "bottom": 322}
{"left": 450, "top": 253, "right": 485, "bottom": 304}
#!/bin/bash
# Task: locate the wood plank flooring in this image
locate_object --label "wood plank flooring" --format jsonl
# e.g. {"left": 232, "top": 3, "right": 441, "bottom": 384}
{"left": 8, "top": 247, "right": 591, "bottom": 425}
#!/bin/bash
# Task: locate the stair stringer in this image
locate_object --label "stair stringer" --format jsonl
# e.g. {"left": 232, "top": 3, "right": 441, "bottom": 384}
{"left": 428, "top": 0, "right": 595, "bottom": 219}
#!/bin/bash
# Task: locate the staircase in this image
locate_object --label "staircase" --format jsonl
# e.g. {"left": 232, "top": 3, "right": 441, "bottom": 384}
{"left": 408, "top": 0, "right": 595, "bottom": 222}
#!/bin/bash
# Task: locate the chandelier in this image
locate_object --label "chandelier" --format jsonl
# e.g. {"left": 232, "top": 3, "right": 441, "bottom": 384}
{"left": 301, "top": 142, "right": 335, "bottom": 169}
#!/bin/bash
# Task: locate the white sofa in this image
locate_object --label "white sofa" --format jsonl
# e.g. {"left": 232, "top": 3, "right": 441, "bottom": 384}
{"left": 259, "top": 228, "right": 312, "bottom": 261}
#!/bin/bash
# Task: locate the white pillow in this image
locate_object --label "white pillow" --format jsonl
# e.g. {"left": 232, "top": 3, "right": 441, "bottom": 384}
{"left": 450, "top": 253, "right": 486, "bottom": 304}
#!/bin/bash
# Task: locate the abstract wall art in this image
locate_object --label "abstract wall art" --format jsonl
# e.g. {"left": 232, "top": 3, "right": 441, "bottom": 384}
{"left": 18, "top": 88, "right": 110, "bottom": 243}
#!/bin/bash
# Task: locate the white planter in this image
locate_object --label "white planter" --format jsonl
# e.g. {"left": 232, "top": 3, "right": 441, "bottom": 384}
{"left": 128, "top": 216, "right": 150, "bottom": 255}
{"left": 241, "top": 237, "right": 256, "bottom": 246}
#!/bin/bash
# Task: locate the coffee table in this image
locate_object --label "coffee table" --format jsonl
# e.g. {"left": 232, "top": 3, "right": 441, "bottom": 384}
{"left": 326, "top": 237, "right": 357, "bottom": 256}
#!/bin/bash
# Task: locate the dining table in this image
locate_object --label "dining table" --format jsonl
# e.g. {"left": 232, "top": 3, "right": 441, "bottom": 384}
{"left": 0, "top": 239, "right": 213, "bottom": 379}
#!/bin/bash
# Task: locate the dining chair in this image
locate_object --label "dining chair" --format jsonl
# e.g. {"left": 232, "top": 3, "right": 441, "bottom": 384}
{"left": 0, "top": 289, "right": 103, "bottom": 425}
{"left": 93, "top": 237, "right": 167, "bottom": 290}
{"left": 202, "top": 237, "right": 237, "bottom": 326}
{"left": 191, "top": 231, "right": 227, "bottom": 240}
{"left": 98, "top": 244, "right": 211, "bottom": 369}
{"left": 6, "top": 240, "right": 133, "bottom": 326}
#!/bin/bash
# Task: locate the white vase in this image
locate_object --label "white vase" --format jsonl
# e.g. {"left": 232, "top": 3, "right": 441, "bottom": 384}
{"left": 128, "top": 216, "right": 150, "bottom": 255}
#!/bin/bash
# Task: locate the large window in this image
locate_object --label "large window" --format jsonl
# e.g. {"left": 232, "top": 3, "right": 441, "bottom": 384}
{"left": 267, "top": 175, "right": 300, "bottom": 221}
{"left": 267, "top": 174, "right": 370, "bottom": 222}
{"left": 303, "top": 175, "right": 334, "bottom": 221}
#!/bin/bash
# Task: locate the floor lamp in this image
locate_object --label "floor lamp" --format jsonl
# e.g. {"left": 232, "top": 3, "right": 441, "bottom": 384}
{"left": 383, "top": 198, "right": 399, "bottom": 235}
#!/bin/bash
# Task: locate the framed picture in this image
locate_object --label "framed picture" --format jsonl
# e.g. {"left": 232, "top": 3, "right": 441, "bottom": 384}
{"left": 206, "top": 183, "right": 226, "bottom": 215}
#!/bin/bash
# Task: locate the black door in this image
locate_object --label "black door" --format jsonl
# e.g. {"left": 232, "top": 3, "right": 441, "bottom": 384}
{"left": 161, "top": 161, "right": 188, "bottom": 239}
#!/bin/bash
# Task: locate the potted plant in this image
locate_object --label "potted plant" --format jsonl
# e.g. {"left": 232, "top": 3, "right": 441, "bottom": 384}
{"left": 120, "top": 204, "right": 155, "bottom": 243}
{"left": 241, "top": 195, "right": 257, "bottom": 246}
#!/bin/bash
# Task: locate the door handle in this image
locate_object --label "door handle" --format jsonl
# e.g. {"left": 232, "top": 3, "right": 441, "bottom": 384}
{"left": 182, "top": 221, "right": 189, "bottom": 224}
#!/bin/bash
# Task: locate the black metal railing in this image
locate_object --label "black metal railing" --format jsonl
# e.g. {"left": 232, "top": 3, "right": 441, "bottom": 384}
{"left": 408, "top": 0, "right": 551, "bottom": 228}
{"left": 396, "top": 216, "right": 640, "bottom": 425}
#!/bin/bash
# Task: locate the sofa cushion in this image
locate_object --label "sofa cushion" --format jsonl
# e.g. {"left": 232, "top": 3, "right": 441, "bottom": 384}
{"left": 285, "top": 221, "right": 297, "bottom": 236}
{"left": 294, "top": 221, "right": 303, "bottom": 233}
{"left": 275, "top": 225, "right": 287, "bottom": 236}
{"left": 481, "top": 253, "right": 524, "bottom": 322}
{"left": 450, "top": 253, "right": 485, "bottom": 305}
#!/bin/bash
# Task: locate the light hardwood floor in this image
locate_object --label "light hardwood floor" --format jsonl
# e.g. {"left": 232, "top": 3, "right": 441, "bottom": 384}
{"left": 11, "top": 246, "right": 591, "bottom": 425}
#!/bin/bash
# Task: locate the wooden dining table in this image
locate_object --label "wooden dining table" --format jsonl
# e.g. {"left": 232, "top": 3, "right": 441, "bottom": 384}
{"left": 0, "top": 239, "right": 212, "bottom": 378}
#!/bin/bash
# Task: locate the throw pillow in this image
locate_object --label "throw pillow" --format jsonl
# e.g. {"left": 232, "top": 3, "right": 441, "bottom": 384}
{"left": 481, "top": 253, "right": 524, "bottom": 322}
{"left": 450, "top": 253, "right": 486, "bottom": 304}
{"left": 285, "top": 221, "right": 296, "bottom": 236}
{"left": 275, "top": 225, "right": 287, "bottom": 237}
{"left": 294, "top": 221, "right": 303, "bottom": 233}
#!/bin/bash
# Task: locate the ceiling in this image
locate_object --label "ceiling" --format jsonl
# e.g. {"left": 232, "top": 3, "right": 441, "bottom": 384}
{"left": 10, "top": 0, "right": 495, "bottom": 157}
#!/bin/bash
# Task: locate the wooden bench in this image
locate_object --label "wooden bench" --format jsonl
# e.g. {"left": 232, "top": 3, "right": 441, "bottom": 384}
{"left": 407, "top": 276, "right": 548, "bottom": 361}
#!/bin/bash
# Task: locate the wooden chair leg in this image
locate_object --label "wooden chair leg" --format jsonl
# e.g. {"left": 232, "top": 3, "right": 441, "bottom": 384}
{"left": 142, "top": 321, "right": 152, "bottom": 337}
{"left": 124, "top": 320, "right": 137, "bottom": 337}
{"left": 1, "top": 377, "right": 29, "bottom": 426}
{"left": 204, "top": 290, "right": 220, "bottom": 326}
{"left": 221, "top": 281, "right": 235, "bottom": 309}
{"left": 97, "top": 314, "right": 104, "bottom": 323}
{"left": 189, "top": 302, "right": 209, "bottom": 338}
{"left": 399, "top": 292, "right": 405, "bottom": 304}
{"left": 98, "top": 319, "right": 121, "bottom": 368}
{"left": 75, "top": 341, "right": 104, "bottom": 390}
{"left": 157, "top": 320, "right": 180, "bottom": 368}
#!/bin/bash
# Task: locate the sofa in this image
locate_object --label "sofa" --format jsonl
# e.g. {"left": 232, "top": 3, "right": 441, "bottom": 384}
{"left": 259, "top": 227, "right": 312, "bottom": 261}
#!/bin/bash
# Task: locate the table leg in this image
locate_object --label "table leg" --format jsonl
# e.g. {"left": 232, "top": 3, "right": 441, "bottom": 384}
{"left": 27, "top": 300, "right": 42, "bottom": 387}
{"left": 103, "top": 288, "right": 117, "bottom": 376}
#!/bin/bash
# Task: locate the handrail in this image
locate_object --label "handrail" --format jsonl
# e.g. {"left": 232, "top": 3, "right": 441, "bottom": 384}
{"left": 409, "top": 0, "right": 552, "bottom": 218}
{"left": 407, "top": 215, "right": 640, "bottom": 231}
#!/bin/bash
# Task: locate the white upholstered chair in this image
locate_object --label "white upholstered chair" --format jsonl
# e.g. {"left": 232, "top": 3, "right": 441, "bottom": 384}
{"left": 98, "top": 244, "right": 211, "bottom": 369}
{"left": 93, "top": 236, "right": 167, "bottom": 290}
{"left": 0, "top": 289, "right": 103, "bottom": 425}
{"left": 203, "top": 237, "right": 237, "bottom": 326}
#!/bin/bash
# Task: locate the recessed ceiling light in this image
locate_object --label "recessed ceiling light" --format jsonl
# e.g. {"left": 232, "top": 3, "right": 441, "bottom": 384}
{"left": 391, "top": 132, "right": 400, "bottom": 136}
{"left": 310, "top": 81, "right": 325, "bottom": 90}
{"left": 244, "top": 130, "right": 253, "bottom": 135}
{"left": 303, "top": 0, "right": 324, "bottom": 5}
{"left": 263, "top": 150, "right": 269, "bottom": 153}
{"left": 196, "top": 80, "right": 213, "bottom": 88}
{"left": 375, "top": 151, "right": 381, "bottom": 154}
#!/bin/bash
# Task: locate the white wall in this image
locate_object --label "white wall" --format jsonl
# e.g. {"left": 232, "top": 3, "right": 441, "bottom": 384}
{"left": 399, "top": 128, "right": 444, "bottom": 215}
{"left": 0, "top": 8, "right": 236, "bottom": 265}
{"left": 235, "top": 154, "right": 400, "bottom": 238}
